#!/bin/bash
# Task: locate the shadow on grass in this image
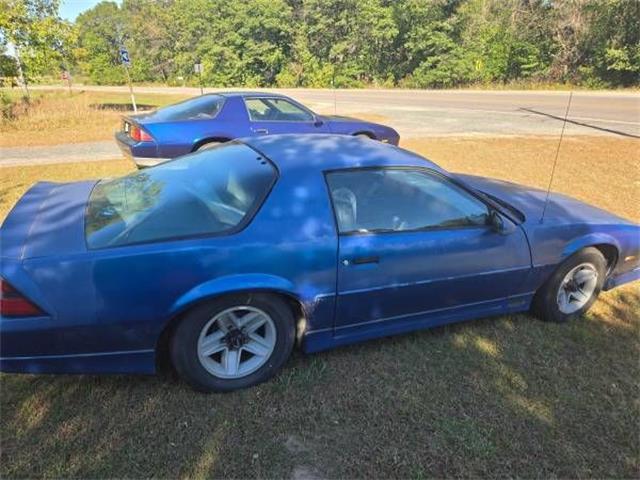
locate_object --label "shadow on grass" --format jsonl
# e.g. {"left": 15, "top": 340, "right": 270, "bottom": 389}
{"left": 1, "top": 286, "right": 638, "bottom": 478}
{"left": 89, "top": 103, "right": 156, "bottom": 112}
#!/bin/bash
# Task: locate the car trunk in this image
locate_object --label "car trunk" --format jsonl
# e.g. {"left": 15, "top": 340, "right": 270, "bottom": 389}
{"left": 0, "top": 181, "right": 96, "bottom": 260}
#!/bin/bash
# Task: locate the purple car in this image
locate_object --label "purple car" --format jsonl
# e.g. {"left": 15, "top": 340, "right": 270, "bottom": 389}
{"left": 115, "top": 92, "right": 400, "bottom": 168}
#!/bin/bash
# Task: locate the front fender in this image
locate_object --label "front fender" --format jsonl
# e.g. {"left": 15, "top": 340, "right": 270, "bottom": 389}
{"left": 561, "top": 233, "right": 620, "bottom": 260}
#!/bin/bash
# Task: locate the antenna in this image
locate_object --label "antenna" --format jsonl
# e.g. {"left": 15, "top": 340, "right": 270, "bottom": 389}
{"left": 540, "top": 91, "right": 573, "bottom": 223}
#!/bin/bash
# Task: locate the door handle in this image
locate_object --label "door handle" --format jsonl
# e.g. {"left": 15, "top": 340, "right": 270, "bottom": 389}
{"left": 253, "top": 128, "right": 269, "bottom": 134}
{"left": 344, "top": 256, "right": 379, "bottom": 266}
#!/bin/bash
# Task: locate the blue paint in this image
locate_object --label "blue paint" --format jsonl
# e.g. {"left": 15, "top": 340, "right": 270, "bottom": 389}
{"left": 1, "top": 135, "right": 638, "bottom": 375}
{"left": 115, "top": 92, "right": 400, "bottom": 165}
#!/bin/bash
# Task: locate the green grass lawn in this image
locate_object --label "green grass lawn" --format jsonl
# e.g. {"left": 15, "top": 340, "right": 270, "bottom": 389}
{"left": 1, "top": 156, "right": 639, "bottom": 478}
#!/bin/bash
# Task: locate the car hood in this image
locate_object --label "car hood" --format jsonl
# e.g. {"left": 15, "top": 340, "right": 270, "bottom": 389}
{"left": 457, "top": 174, "right": 633, "bottom": 226}
{"left": 323, "top": 115, "right": 363, "bottom": 124}
{"left": 0, "top": 181, "right": 95, "bottom": 259}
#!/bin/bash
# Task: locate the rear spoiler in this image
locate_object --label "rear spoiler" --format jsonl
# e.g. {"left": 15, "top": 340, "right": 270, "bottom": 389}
{"left": 0, "top": 182, "right": 58, "bottom": 260}
{"left": 0, "top": 180, "right": 95, "bottom": 260}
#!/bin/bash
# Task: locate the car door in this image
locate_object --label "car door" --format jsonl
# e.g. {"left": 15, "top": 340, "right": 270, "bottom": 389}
{"left": 244, "top": 97, "right": 329, "bottom": 136}
{"left": 325, "top": 167, "right": 532, "bottom": 330}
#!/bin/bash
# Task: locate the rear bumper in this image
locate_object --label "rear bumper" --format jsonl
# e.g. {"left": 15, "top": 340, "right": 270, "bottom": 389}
{"left": 604, "top": 267, "right": 640, "bottom": 291}
{"left": 114, "top": 131, "right": 168, "bottom": 168}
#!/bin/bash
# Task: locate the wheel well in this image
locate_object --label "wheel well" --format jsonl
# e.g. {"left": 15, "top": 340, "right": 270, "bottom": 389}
{"left": 592, "top": 243, "right": 618, "bottom": 273}
{"left": 192, "top": 137, "right": 231, "bottom": 152}
{"left": 154, "top": 290, "right": 306, "bottom": 374}
{"left": 353, "top": 131, "right": 375, "bottom": 139}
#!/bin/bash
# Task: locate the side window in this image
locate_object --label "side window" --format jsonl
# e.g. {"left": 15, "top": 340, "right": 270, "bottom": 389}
{"left": 245, "top": 98, "right": 313, "bottom": 122}
{"left": 326, "top": 169, "right": 489, "bottom": 234}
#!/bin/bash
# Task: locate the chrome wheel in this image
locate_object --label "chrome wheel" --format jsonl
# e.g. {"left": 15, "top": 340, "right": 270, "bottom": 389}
{"left": 197, "top": 306, "right": 276, "bottom": 379}
{"left": 556, "top": 263, "right": 598, "bottom": 314}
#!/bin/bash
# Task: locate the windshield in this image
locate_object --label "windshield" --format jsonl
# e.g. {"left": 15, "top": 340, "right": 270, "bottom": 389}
{"left": 148, "top": 95, "right": 225, "bottom": 121}
{"left": 85, "top": 143, "right": 276, "bottom": 249}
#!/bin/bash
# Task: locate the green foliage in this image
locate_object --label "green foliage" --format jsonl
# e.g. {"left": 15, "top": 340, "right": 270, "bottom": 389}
{"left": 0, "top": 0, "right": 75, "bottom": 79}
{"left": 2, "top": 0, "right": 638, "bottom": 88}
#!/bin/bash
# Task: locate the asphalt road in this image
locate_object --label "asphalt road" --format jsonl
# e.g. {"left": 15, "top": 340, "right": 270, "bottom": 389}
{"left": 2, "top": 86, "right": 637, "bottom": 166}
{"left": 34, "top": 85, "right": 640, "bottom": 138}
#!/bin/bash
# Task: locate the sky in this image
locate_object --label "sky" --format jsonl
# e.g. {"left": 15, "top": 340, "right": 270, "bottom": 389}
{"left": 59, "top": 0, "right": 120, "bottom": 21}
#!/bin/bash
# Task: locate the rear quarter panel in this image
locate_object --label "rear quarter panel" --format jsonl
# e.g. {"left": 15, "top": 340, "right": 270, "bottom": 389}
{"left": 145, "top": 96, "right": 252, "bottom": 157}
{"left": 10, "top": 165, "right": 339, "bottom": 357}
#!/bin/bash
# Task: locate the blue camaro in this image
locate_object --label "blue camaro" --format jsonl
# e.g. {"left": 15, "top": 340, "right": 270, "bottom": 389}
{"left": 1, "top": 135, "right": 638, "bottom": 392}
{"left": 115, "top": 92, "right": 400, "bottom": 168}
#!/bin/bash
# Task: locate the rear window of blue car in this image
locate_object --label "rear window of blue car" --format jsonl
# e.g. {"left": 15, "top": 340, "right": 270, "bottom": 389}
{"left": 85, "top": 143, "right": 276, "bottom": 249}
{"left": 150, "top": 94, "right": 225, "bottom": 121}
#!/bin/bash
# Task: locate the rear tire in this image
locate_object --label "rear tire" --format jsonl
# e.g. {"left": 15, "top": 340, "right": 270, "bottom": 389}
{"left": 170, "top": 294, "right": 295, "bottom": 392}
{"left": 196, "top": 141, "right": 221, "bottom": 151}
{"left": 354, "top": 133, "right": 374, "bottom": 140}
{"left": 532, "top": 247, "right": 606, "bottom": 323}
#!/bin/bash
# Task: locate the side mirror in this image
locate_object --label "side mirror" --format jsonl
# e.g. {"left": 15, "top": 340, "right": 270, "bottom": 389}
{"left": 314, "top": 118, "right": 324, "bottom": 127}
{"left": 489, "top": 210, "right": 515, "bottom": 235}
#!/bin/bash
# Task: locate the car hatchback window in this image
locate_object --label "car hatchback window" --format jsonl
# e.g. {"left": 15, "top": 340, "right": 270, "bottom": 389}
{"left": 150, "top": 95, "right": 225, "bottom": 121}
{"left": 326, "top": 168, "right": 489, "bottom": 234}
{"left": 85, "top": 143, "right": 276, "bottom": 249}
{"left": 245, "top": 98, "right": 314, "bottom": 122}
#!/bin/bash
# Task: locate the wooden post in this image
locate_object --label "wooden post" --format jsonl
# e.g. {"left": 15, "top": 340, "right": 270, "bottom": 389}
{"left": 123, "top": 64, "right": 137, "bottom": 113}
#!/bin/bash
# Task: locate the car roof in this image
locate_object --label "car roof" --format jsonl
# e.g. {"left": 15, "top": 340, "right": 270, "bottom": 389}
{"left": 240, "top": 134, "right": 444, "bottom": 173}
{"left": 217, "top": 91, "right": 291, "bottom": 99}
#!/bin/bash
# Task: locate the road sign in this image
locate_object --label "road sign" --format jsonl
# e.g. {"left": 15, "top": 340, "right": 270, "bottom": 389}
{"left": 119, "top": 47, "right": 131, "bottom": 66}
{"left": 194, "top": 63, "right": 203, "bottom": 74}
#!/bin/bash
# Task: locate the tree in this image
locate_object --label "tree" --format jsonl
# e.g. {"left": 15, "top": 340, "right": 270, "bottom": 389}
{"left": 19, "top": 0, "right": 639, "bottom": 88}
{"left": 75, "top": 1, "right": 126, "bottom": 84}
{"left": 0, "top": 0, "right": 75, "bottom": 82}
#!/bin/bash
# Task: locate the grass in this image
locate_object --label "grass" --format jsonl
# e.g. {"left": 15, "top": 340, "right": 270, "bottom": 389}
{"left": 1, "top": 137, "right": 639, "bottom": 478}
{"left": 0, "top": 90, "right": 189, "bottom": 148}
{"left": 403, "top": 136, "right": 640, "bottom": 222}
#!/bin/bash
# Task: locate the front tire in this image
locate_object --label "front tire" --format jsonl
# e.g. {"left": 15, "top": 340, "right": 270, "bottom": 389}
{"left": 532, "top": 247, "right": 606, "bottom": 323}
{"left": 170, "top": 294, "right": 295, "bottom": 392}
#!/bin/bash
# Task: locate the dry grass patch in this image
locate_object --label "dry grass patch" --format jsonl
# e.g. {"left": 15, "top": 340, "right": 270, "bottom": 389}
{"left": 0, "top": 90, "right": 188, "bottom": 147}
{"left": 0, "top": 159, "right": 132, "bottom": 219}
{"left": 403, "top": 136, "right": 640, "bottom": 222}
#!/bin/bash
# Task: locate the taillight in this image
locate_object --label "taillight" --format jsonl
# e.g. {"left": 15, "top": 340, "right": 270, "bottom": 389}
{"left": 0, "top": 279, "right": 45, "bottom": 317}
{"left": 129, "top": 125, "right": 153, "bottom": 142}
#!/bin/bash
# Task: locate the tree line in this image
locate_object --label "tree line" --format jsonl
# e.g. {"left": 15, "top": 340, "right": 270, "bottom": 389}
{"left": 1, "top": 0, "right": 639, "bottom": 89}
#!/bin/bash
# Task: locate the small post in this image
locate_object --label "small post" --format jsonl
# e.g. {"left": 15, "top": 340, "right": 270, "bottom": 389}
{"left": 123, "top": 66, "right": 137, "bottom": 113}
{"left": 119, "top": 46, "right": 137, "bottom": 113}
{"left": 194, "top": 60, "right": 204, "bottom": 95}
{"left": 61, "top": 68, "right": 72, "bottom": 95}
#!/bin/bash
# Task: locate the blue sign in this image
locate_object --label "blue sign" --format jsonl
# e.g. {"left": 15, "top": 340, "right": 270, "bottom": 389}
{"left": 119, "top": 47, "right": 131, "bottom": 66}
